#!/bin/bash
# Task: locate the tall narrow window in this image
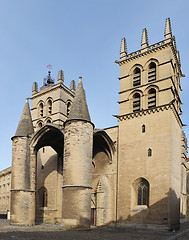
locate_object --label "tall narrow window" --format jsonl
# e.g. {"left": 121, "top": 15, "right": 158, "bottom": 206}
{"left": 67, "top": 102, "right": 71, "bottom": 116}
{"left": 148, "top": 148, "right": 152, "bottom": 157}
{"left": 142, "top": 124, "right": 145, "bottom": 133}
{"left": 148, "top": 62, "right": 156, "bottom": 82}
{"left": 133, "top": 67, "right": 141, "bottom": 86}
{"left": 38, "top": 122, "right": 43, "bottom": 128}
{"left": 148, "top": 88, "right": 156, "bottom": 108}
{"left": 39, "top": 103, "right": 44, "bottom": 117}
{"left": 137, "top": 181, "right": 149, "bottom": 206}
{"left": 133, "top": 93, "right": 141, "bottom": 112}
{"left": 47, "top": 99, "right": 52, "bottom": 115}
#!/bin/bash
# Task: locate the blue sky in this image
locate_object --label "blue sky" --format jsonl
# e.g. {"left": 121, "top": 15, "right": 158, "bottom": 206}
{"left": 0, "top": 0, "right": 189, "bottom": 171}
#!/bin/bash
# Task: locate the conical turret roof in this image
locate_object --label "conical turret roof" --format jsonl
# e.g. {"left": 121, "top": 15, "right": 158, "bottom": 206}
{"left": 15, "top": 99, "right": 34, "bottom": 137}
{"left": 68, "top": 77, "right": 91, "bottom": 122}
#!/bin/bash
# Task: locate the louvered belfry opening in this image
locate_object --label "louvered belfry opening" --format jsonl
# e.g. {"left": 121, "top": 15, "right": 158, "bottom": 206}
{"left": 133, "top": 67, "right": 141, "bottom": 87}
{"left": 133, "top": 93, "right": 141, "bottom": 112}
{"left": 148, "top": 88, "right": 156, "bottom": 108}
{"left": 148, "top": 62, "right": 156, "bottom": 82}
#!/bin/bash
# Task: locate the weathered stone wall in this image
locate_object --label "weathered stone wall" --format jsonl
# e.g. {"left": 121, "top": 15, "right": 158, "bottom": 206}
{"left": 36, "top": 146, "right": 62, "bottom": 223}
{"left": 31, "top": 83, "right": 74, "bottom": 130}
{"left": 62, "top": 120, "right": 93, "bottom": 227}
{"left": 0, "top": 167, "right": 11, "bottom": 215}
{"left": 10, "top": 136, "right": 35, "bottom": 225}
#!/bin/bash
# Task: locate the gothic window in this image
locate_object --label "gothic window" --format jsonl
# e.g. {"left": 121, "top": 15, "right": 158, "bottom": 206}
{"left": 47, "top": 99, "right": 52, "bottom": 115}
{"left": 142, "top": 124, "right": 145, "bottom": 133}
{"left": 148, "top": 88, "right": 156, "bottom": 108}
{"left": 39, "top": 102, "right": 44, "bottom": 117}
{"left": 137, "top": 181, "right": 149, "bottom": 206}
{"left": 133, "top": 67, "right": 141, "bottom": 87}
{"left": 67, "top": 101, "right": 72, "bottom": 116}
{"left": 148, "top": 148, "right": 152, "bottom": 157}
{"left": 133, "top": 93, "right": 141, "bottom": 112}
{"left": 148, "top": 62, "right": 156, "bottom": 82}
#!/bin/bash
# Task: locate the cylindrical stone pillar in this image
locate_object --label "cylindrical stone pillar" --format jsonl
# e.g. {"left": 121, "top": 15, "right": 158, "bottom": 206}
{"left": 62, "top": 120, "right": 93, "bottom": 228}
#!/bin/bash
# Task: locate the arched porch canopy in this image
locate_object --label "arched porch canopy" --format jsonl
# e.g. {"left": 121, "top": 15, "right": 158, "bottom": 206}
{"left": 30, "top": 124, "right": 64, "bottom": 158}
{"left": 93, "top": 130, "right": 115, "bottom": 163}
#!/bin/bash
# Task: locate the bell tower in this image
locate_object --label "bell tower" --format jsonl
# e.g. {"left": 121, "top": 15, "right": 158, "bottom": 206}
{"left": 116, "top": 18, "right": 183, "bottom": 230}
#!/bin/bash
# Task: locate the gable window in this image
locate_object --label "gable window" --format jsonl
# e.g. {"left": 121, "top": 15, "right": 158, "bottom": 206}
{"left": 148, "top": 88, "right": 156, "bottom": 108}
{"left": 137, "top": 181, "right": 149, "bottom": 206}
{"left": 133, "top": 93, "right": 141, "bottom": 112}
{"left": 133, "top": 67, "right": 141, "bottom": 87}
{"left": 148, "top": 62, "right": 156, "bottom": 82}
{"left": 47, "top": 99, "right": 52, "bottom": 115}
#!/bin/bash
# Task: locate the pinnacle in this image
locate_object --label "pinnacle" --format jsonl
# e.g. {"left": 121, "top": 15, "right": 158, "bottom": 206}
{"left": 164, "top": 18, "right": 172, "bottom": 39}
{"left": 15, "top": 99, "right": 34, "bottom": 137}
{"left": 141, "top": 28, "right": 148, "bottom": 49}
{"left": 58, "top": 70, "right": 64, "bottom": 83}
{"left": 68, "top": 77, "right": 91, "bottom": 122}
{"left": 120, "top": 38, "right": 127, "bottom": 55}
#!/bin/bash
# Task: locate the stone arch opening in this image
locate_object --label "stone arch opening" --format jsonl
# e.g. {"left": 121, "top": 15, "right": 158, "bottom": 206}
{"left": 91, "top": 131, "right": 114, "bottom": 226}
{"left": 92, "top": 130, "right": 115, "bottom": 173}
{"left": 30, "top": 125, "right": 64, "bottom": 223}
{"left": 91, "top": 176, "right": 111, "bottom": 226}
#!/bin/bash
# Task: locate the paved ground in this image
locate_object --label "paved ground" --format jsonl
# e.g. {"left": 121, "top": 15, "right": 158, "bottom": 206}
{"left": 0, "top": 220, "right": 189, "bottom": 240}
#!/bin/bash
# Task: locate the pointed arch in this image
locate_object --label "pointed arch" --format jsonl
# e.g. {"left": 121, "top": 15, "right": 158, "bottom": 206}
{"left": 66, "top": 100, "right": 72, "bottom": 116}
{"left": 31, "top": 124, "right": 64, "bottom": 157}
{"left": 92, "top": 176, "right": 111, "bottom": 226}
{"left": 46, "top": 98, "right": 53, "bottom": 115}
{"left": 38, "top": 101, "right": 44, "bottom": 118}
{"left": 132, "top": 177, "right": 150, "bottom": 207}
{"left": 93, "top": 130, "right": 115, "bottom": 163}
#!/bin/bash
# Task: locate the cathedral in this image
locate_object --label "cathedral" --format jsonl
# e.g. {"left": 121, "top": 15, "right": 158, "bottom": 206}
{"left": 0, "top": 18, "right": 188, "bottom": 230}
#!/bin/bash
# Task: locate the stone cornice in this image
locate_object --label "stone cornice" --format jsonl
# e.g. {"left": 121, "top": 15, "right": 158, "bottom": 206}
{"left": 114, "top": 102, "right": 183, "bottom": 128}
{"left": 119, "top": 76, "right": 172, "bottom": 95}
{"left": 31, "top": 83, "right": 75, "bottom": 100}
{"left": 116, "top": 38, "right": 182, "bottom": 76}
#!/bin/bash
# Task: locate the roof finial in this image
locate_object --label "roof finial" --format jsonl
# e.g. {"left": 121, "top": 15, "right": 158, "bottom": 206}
{"left": 58, "top": 70, "right": 64, "bottom": 84}
{"left": 164, "top": 18, "right": 172, "bottom": 39}
{"left": 120, "top": 37, "right": 127, "bottom": 59}
{"left": 141, "top": 28, "right": 148, "bottom": 49}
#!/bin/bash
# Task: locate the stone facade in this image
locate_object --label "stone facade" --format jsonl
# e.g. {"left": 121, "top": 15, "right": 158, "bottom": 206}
{"left": 0, "top": 18, "right": 188, "bottom": 230}
{"left": 0, "top": 167, "right": 11, "bottom": 215}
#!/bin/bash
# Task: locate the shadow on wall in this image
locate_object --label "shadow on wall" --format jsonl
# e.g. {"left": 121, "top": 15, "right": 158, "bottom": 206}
{"left": 36, "top": 152, "right": 62, "bottom": 223}
{"left": 114, "top": 188, "right": 180, "bottom": 231}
